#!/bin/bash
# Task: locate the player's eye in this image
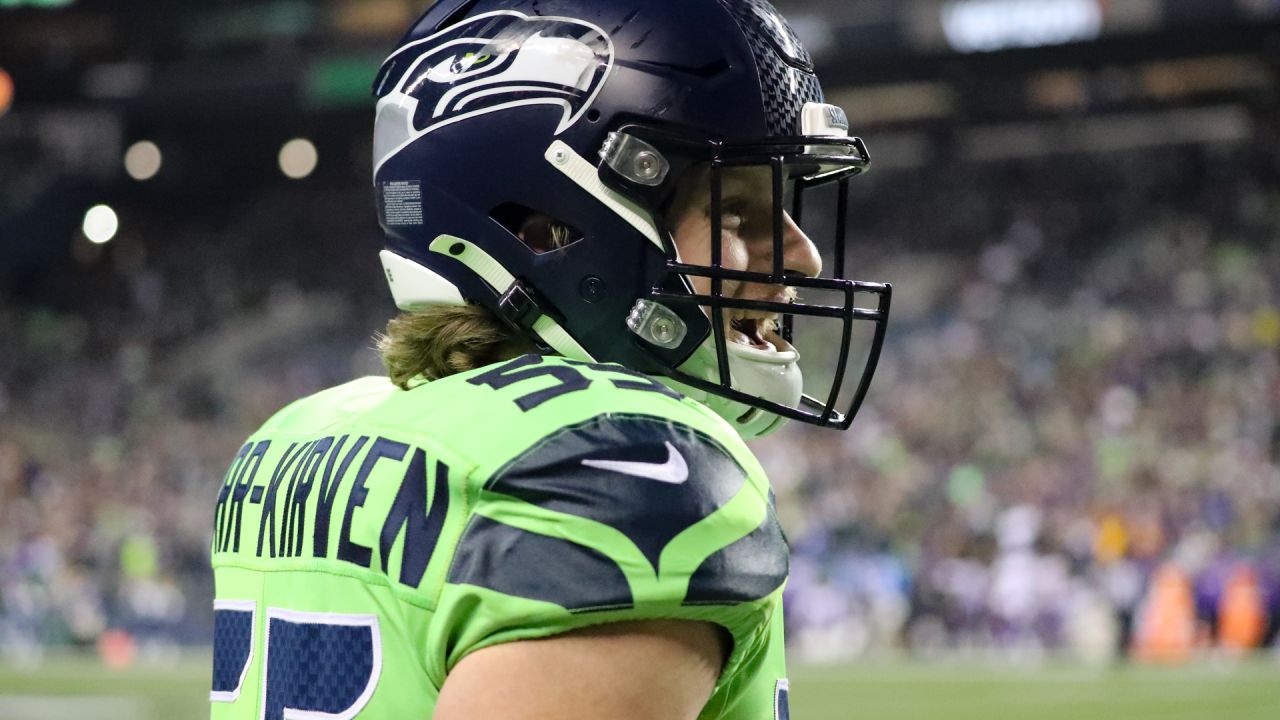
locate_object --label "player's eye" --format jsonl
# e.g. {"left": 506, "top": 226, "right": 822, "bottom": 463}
{"left": 712, "top": 199, "right": 747, "bottom": 232}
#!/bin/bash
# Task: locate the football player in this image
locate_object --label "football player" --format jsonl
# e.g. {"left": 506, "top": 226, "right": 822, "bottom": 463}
{"left": 210, "top": 1, "right": 890, "bottom": 718}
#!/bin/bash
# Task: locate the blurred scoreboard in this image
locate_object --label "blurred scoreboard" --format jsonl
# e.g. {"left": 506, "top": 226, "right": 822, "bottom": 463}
{"left": 922, "top": 0, "right": 1280, "bottom": 53}
{"left": 781, "top": 0, "right": 1280, "bottom": 61}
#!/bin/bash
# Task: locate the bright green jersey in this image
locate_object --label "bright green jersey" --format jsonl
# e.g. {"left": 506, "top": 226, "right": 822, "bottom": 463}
{"left": 210, "top": 354, "right": 790, "bottom": 720}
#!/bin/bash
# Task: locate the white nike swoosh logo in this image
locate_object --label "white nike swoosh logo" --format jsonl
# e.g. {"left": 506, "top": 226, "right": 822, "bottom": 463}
{"left": 581, "top": 442, "right": 689, "bottom": 485}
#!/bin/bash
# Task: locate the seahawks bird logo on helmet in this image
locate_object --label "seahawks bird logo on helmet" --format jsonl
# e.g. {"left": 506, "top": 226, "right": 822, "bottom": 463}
{"left": 373, "top": 12, "right": 613, "bottom": 174}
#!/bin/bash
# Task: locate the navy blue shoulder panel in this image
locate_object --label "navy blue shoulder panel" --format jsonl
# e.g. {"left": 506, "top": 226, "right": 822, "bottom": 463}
{"left": 448, "top": 414, "right": 786, "bottom": 610}
{"left": 685, "top": 491, "right": 788, "bottom": 604}
{"left": 487, "top": 414, "right": 747, "bottom": 571}
{"left": 449, "top": 515, "right": 634, "bottom": 612}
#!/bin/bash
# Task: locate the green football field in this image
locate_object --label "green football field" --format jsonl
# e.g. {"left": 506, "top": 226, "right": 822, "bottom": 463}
{"left": 0, "top": 653, "right": 1275, "bottom": 719}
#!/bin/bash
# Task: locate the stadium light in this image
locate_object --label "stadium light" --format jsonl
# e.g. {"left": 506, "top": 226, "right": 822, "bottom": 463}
{"left": 0, "top": 67, "right": 13, "bottom": 117}
{"left": 279, "top": 138, "right": 318, "bottom": 179}
{"left": 941, "top": 0, "right": 1102, "bottom": 53}
{"left": 124, "top": 140, "right": 163, "bottom": 181}
{"left": 83, "top": 205, "right": 119, "bottom": 244}
{"left": 0, "top": 0, "right": 75, "bottom": 6}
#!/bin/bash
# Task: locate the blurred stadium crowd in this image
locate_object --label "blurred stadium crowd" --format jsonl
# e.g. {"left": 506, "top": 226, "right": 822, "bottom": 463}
{"left": 4, "top": 0, "right": 1280, "bottom": 666}
{"left": 3, "top": 127, "right": 1278, "bottom": 664}
{"left": 768, "top": 136, "right": 1280, "bottom": 663}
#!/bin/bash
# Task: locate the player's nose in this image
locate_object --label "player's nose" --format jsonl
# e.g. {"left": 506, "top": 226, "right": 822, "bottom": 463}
{"left": 779, "top": 212, "right": 822, "bottom": 279}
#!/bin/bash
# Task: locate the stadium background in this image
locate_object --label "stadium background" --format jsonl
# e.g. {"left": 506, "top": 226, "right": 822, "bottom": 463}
{"left": 1, "top": 0, "right": 1279, "bottom": 717}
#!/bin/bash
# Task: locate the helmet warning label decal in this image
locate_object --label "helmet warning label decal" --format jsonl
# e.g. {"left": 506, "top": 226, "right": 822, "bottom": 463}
{"left": 381, "top": 181, "right": 423, "bottom": 226}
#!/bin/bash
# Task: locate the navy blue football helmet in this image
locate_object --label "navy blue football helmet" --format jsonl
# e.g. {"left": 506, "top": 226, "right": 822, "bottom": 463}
{"left": 373, "top": 0, "right": 890, "bottom": 437}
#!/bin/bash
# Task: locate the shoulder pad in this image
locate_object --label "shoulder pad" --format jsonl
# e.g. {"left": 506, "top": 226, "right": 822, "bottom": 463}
{"left": 448, "top": 414, "right": 787, "bottom": 612}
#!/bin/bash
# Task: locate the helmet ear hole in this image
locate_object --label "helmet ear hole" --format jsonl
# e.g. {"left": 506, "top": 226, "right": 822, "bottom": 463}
{"left": 490, "top": 203, "right": 584, "bottom": 254}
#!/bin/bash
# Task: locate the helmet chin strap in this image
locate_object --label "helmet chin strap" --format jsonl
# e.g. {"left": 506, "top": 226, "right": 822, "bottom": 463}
{"left": 379, "top": 237, "right": 594, "bottom": 362}
{"left": 430, "top": 236, "right": 595, "bottom": 362}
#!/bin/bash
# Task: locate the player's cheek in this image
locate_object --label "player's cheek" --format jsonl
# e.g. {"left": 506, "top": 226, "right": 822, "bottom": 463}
{"left": 720, "top": 231, "right": 751, "bottom": 272}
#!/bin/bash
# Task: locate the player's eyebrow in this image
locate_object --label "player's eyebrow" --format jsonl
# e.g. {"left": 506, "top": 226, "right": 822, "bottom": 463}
{"left": 718, "top": 167, "right": 770, "bottom": 192}
{"left": 671, "top": 165, "right": 775, "bottom": 221}
{"left": 710, "top": 169, "right": 772, "bottom": 206}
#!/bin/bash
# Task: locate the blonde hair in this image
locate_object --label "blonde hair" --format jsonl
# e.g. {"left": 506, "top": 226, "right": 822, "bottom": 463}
{"left": 377, "top": 305, "right": 535, "bottom": 388}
